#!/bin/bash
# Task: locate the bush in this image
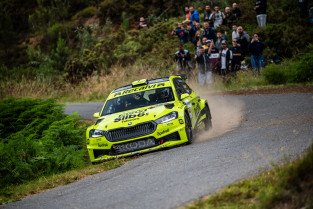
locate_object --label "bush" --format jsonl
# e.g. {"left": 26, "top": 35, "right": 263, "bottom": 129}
{"left": 263, "top": 47, "right": 313, "bottom": 84}
{"left": 0, "top": 98, "right": 88, "bottom": 189}
{"left": 72, "top": 6, "right": 98, "bottom": 20}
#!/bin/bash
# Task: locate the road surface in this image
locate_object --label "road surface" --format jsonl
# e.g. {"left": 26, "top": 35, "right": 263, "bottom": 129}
{"left": 4, "top": 93, "right": 313, "bottom": 209}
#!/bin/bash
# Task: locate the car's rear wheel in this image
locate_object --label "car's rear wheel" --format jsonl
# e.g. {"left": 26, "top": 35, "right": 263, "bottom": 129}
{"left": 185, "top": 112, "right": 193, "bottom": 144}
{"left": 204, "top": 105, "right": 212, "bottom": 131}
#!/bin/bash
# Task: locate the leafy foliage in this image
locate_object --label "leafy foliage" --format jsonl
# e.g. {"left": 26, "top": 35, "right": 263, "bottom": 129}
{"left": 0, "top": 98, "right": 88, "bottom": 190}
{"left": 264, "top": 46, "right": 313, "bottom": 84}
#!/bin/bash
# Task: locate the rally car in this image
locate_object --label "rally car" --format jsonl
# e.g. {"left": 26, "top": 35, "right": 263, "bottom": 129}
{"left": 86, "top": 75, "right": 212, "bottom": 163}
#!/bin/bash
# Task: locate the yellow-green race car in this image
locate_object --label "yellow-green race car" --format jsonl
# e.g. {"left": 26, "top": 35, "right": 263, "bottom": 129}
{"left": 86, "top": 75, "right": 212, "bottom": 163}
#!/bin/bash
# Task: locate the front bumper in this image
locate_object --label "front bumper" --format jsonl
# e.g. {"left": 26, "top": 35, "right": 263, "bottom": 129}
{"left": 87, "top": 119, "right": 187, "bottom": 162}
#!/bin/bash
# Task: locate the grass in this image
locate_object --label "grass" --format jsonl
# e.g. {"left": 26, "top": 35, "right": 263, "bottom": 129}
{"left": 0, "top": 157, "right": 135, "bottom": 205}
{"left": 0, "top": 63, "right": 175, "bottom": 103}
{"left": 184, "top": 145, "right": 313, "bottom": 209}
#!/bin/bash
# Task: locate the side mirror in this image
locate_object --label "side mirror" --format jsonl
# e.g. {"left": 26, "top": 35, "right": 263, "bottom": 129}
{"left": 180, "top": 93, "right": 189, "bottom": 100}
{"left": 93, "top": 112, "right": 100, "bottom": 118}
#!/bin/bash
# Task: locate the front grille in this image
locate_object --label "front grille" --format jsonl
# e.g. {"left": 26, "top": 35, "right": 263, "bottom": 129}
{"left": 105, "top": 122, "right": 157, "bottom": 142}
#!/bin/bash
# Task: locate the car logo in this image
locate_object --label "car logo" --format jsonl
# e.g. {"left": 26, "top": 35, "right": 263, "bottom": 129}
{"left": 128, "top": 122, "right": 132, "bottom": 125}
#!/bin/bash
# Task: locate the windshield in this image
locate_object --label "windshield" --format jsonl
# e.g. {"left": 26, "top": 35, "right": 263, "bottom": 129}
{"left": 102, "top": 87, "right": 175, "bottom": 116}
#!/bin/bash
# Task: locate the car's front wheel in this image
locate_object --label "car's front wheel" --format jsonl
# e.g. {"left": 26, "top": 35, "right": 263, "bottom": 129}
{"left": 185, "top": 112, "right": 193, "bottom": 144}
{"left": 204, "top": 105, "right": 212, "bottom": 131}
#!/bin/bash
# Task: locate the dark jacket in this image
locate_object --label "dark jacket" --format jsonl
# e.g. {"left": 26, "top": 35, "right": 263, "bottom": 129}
{"left": 232, "top": 8, "right": 242, "bottom": 18}
{"left": 202, "top": 28, "right": 217, "bottom": 42}
{"left": 237, "top": 32, "right": 250, "bottom": 57}
{"left": 255, "top": 0, "right": 267, "bottom": 15}
{"left": 248, "top": 41, "right": 265, "bottom": 56}
{"left": 196, "top": 53, "right": 210, "bottom": 73}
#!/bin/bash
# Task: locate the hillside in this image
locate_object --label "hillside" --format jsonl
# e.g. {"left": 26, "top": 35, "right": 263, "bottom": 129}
{"left": 0, "top": 0, "right": 313, "bottom": 102}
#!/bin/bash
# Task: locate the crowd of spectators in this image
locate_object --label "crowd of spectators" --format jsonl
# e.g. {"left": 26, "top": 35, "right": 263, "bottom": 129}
{"left": 136, "top": 1, "right": 272, "bottom": 85}
{"left": 169, "top": 2, "right": 268, "bottom": 86}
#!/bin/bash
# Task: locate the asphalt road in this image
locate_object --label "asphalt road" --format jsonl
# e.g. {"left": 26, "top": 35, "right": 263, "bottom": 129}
{"left": 4, "top": 93, "right": 313, "bottom": 209}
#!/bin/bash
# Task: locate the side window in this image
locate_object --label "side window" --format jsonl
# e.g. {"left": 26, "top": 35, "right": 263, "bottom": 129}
{"left": 177, "top": 79, "right": 192, "bottom": 94}
{"left": 173, "top": 79, "right": 186, "bottom": 97}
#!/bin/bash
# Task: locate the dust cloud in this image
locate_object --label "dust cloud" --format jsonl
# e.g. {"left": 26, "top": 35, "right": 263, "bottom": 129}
{"left": 195, "top": 94, "right": 244, "bottom": 143}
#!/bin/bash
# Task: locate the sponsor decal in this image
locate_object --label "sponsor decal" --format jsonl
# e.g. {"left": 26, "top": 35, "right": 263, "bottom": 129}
{"left": 98, "top": 143, "right": 108, "bottom": 147}
{"left": 179, "top": 119, "right": 184, "bottom": 124}
{"left": 157, "top": 129, "right": 170, "bottom": 136}
{"left": 114, "top": 109, "right": 148, "bottom": 122}
{"left": 113, "top": 83, "right": 166, "bottom": 98}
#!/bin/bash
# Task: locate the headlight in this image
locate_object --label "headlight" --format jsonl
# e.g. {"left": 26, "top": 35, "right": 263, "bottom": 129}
{"left": 155, "top": 112, "right": 178, "bottom": 124}
{"left": 89, "top": 129, "right": 105, "bottom": 138}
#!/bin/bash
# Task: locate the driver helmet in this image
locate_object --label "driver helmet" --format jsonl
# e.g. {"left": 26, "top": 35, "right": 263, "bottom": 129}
{"left": 160, "top": 88, "right": 169, "bottom": 99}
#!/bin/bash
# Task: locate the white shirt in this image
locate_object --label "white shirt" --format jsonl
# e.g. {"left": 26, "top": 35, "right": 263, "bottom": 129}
{"left": 221, "top": 49, "right": 228, "bottom": 69}
{"left": 232, "top": 30, "right": 239, "bottom": 41}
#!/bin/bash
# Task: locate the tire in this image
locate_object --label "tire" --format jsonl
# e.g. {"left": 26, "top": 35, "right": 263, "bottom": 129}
{"left": 204, "top": 105, "right": 212, "bottom": 131}
{"left": 185, "top": 112, "right": 193, "bottom": 144}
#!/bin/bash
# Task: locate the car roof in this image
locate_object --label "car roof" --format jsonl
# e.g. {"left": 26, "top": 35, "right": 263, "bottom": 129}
{"left": 112, "top": 77, "right": 170, "bottom": 93}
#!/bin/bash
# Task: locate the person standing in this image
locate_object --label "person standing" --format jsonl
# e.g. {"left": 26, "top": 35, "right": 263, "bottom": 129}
{"left": 202, "top": 21, "right": 217, "bottom": 43}
{"left": 204, "top": 5, "right": 212, "bottom": 22}
{"left": 215, "top": 32, "right": 223, "bottom": 52}
{"left": 224, "top": 7, "right": 235, "bottom": 28}
{"left": 172, "top": 22, "right": 189, "bottom": 44}
{"left": 232, "top": 24, "right": 239, "bottom": 41}
{"left": 230, "top": 38, "right": 242, "bottom": 73}
{"left": 183, "top": 6, "right": 191, "bottom": 24}
{"left": 232, "top": 3, "right": 242, "bottom": 18}
{"left": 174, "top": 44, "right": 192, "bottom": 75}
{"left": 196, "top": 43, "right": 214, "bottom": 86}
{"left": 219, "top": 40, "right": 232, "bottom": 76}
{"left": 248, "top": 33, "right": 265, "bottom": 75}
{"left": 236, "top": 26, "right": 250, "bottom": 61}
{"left": 254, "top": 0, "right": 267, "bottom": 27}
{"left": 209, "top": 6, "right": 225, "bottom": 29}
{"left": 189, "top": 6, "right": 200, "bottom": 29}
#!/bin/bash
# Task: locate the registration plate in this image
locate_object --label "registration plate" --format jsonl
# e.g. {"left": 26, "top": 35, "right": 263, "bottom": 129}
{"left": 113, "top": 138, "right": 156, "bottom": 154}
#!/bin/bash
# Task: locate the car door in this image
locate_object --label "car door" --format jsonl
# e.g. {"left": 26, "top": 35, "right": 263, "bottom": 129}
{"left": 173, "top": 78, "right": 198, "bottom": 127}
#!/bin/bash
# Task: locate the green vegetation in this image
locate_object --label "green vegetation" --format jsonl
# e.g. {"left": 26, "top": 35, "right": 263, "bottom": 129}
{"left": 0, "top": 98, "right": 88, "bottom": 190}
{"left": 186, "top": 145, "right": 313, "bottom": 209}
{"left": 0, "top": 0, "right": 312, "bottom": 102}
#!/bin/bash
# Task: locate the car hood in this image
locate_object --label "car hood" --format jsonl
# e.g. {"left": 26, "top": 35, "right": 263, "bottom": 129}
{"left": 95, "top": 103, "right": 176, "bottom": 130}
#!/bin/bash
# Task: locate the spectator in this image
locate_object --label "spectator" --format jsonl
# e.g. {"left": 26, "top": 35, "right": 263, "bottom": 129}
{"left": 248, "top": 33, "right": 265, "bottom": 75}
{"left": 297, "top": 0, "right": 309, "bottom": 18}
{"left": 183, "top": 6, "right": 191, "bottom": 24}
{"left": 215, "top": 31, "right": 223, "bottom": 52}
{"left": 196, "top": 43, "right": 214, "bottom": 86}
{"left": 172, "top": 22, "right": 189, "bottom": 44}
{"left": 201, "top": 37, "right": 208, "bottom": 49}
{"left": 189, "top": 6, "right": 200, "bottom": 29}
{"left": 219, "top": 40, "right": 232, "bottom": 76}
{"left": 195, "top": 31, "right": 202, "bottom": 47}
{"left": 207, "top": 41, "right": 221, "bottom": 74}
{"left": 195, "top": 22, "right": 204, "bottom": 36}
{"left": 230, "top": 38, "right": 242, "bottom": 73}
{"left": 254, "top": 0, "right": 267, "bottom": 27}
{"left": 224, "top": 7, "right": 235, "bottom": 28}
{"left": 232, "top": 3, "right": 242, "bottom": 18}
{"left": 137, "top": 17, "right": 149, "bottom": 30}
{"left": 186, "top": 24, "right": 196, "bottom": 46}
{"left": 232, "top": 25, "right": 239, "bottom": 41}
{"left": 209, "top": 6, "right": 225, "bottom": 29}
{"left": 174, "top": 44, "right": 192, "bottom": 75}
{"left": 204, "top": 5, "right": 213, "bottom": 26}
{"left": 202, "top": 21, "right": 217, "bottom": 43}
{"left": 236, "top": 26, "right": 250, "bottom": 60}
